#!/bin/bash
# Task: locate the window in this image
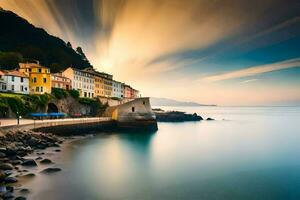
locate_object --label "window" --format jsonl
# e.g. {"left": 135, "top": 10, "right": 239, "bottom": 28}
{"left": 143, "top": 101, "right": 145, "bottom": 105}
{"left": 29, "top": 69, "right": 32, "bottom": 72}
{"left": 21, "top": 77, "right": 24, "bottom": 82}
{"left": 132, "top": 107, "right": 135, "bottom": 112}
{"left": 33, "top": 77, "right": 37, "bottom": 83}
{"left": 43, "top": 78, "right": 47, "bottom": 83}
{"left": 36, "top": 87, "right": 39, "bottom": 92}
{"left": 11, "top": 85, "right": 14, "bottom": 91}
{"left": 21, "top": 85, "right": 24, "bottom": 91}
{"left": 84, "top": 92, "right": 87, "bottom": 97}
{"left": 38, "top": 68, "right": 42, "bottom": 73}
{"left": 11, "top": 76, "right": 15, "bottom": 82}
{"left": 41, "top": 87, "right": 43, "bottom": 92}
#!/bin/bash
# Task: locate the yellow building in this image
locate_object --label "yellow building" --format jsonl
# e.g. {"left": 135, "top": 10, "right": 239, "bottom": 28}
{"left": 18, "top": 62, "right": 51, "bottom": 94}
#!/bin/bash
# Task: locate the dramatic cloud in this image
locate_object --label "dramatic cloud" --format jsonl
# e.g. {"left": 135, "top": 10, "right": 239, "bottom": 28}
{"left": 1, "top": 0, "right": 300, "bottom": 105}
{"left": 202, "top": 58, "right": 300, "bottom": 82}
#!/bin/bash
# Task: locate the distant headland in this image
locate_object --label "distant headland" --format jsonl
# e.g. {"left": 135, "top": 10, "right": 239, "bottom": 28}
{"left": 150, "top": 97, "right": 216, "bottom": 107}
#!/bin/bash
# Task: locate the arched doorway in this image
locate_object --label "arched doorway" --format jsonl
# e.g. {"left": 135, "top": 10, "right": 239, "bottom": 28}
{"left": 47, "top": 103, "right": 59, "bottom": 113}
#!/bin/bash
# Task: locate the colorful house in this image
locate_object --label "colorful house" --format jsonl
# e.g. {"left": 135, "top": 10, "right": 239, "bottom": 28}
{"left": 51, "top": 73, "right": 72, "bottom": 90}
{"left": 0, "top": 70, "right": 6, "bottom": 92}
{"left": 82, "top": 68, "right": 113, "bottom": 98}
{"left": 112, "top": 80, "right": 123, "bottom": 98}
{"left": 62, "top": 67, "right": 94, "bottom": 98}
{"left": 18, "top": 62, "right": 51, "bottom": 94}
{"left": 1, "top": 70, "right": 29, "bottom": 94}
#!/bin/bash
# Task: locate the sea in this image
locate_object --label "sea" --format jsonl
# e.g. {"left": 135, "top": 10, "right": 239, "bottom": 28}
{"left": 21, "top": 106, "right": 300, "bottom": 200}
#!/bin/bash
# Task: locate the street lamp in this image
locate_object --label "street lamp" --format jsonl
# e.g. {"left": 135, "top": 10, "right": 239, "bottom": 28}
{"left": 16, "top": 111, "right": 20, "bottom": 125}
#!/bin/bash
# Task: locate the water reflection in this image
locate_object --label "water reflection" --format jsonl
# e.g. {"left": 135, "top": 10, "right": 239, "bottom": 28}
{"left": 24, "top": 106, "right": 300, "bottom": 200}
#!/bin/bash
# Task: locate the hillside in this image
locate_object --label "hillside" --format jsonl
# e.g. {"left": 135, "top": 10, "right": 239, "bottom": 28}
{"left": 0, "top": 8, "right": 92, "bottom": 72}
{"left": 150, "top": 97, "right": 216, "bottom": 107}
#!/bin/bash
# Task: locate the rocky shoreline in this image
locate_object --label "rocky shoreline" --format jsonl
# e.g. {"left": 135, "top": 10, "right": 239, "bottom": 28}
{"left": 0, "top": 129, "right": 64, "bottom": 200}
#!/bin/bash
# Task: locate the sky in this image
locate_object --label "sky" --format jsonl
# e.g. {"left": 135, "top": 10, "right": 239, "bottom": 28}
{"left": 1, "top": 0, "right": 300, "bottom": 105}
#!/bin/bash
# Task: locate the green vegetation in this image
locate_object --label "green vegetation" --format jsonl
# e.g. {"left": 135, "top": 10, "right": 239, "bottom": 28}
{"left": 0, "top": 92, "right": 52, "bottom": 116}
{"left": 0, "top": 9, "right": 92, "bottom": 72}
{"left": 78, "top": 97, "right": 108, "bottom": 116}
{"left": 52, "top": 88, "right": 69, "bottom": 99}
{"left": 111, "top": 97, "right": 121, "bottom": 101}
{"left": 0, "top": 90, "right": 108, "bottom": 117}
{"left": 68, "top": 89, "right": 80, "bottom": 99}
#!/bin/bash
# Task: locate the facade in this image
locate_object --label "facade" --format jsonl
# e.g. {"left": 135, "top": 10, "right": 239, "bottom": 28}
{"left": 51, "top": 73, "right": 72, "bottom": 90}
{"left": 0, "top": 70, "right": 6, "bottom": 92}
{"left": 132, "top": 88, "right": 140, "bottom": 98}
{"left": 83, "top": 68, "right": 113, "bottom": 98}
{"left": 123, "top": 84, "right": 132, "bottom": 98}
{"left": 62, "top": 67, "right": 94, "bottom": 98}
{"left": 0, "top": 70, "right": 29, "bottom": 94}
{"left": 123, "top": 84, "right": 139, "bottom": 98}
{"left": 112, "top": 80, "right": 123, "bottom": 98}
{"left": 18, "top": 62, "right": 51, "bottom": 94}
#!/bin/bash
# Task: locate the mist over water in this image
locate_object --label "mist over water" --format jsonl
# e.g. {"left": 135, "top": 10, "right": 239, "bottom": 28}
{"left": 25, "top": 106, "right": 300, "bottom": 200}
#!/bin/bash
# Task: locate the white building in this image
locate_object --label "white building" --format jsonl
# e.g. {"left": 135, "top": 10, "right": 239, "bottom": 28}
{"left": 112, "top": 80, "right": 123, "bottom": 98}
{"left": 0, "top": 70, "right": 29, "bottom": 94}
{"left": 62, "top": 67, "right": 94, "bottom": 98}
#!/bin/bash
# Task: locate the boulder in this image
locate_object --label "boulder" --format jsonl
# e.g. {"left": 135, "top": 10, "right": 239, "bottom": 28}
{"left": 0, "top": 152, "right": 6, "bottom": 158}
{"left": 206, "top": 117, "right": 215, "bottom": 121}
{"left": 40, "top": 159, "right": 52, "bottom": 164}
{"left": 0, "top": 163, "right": 13, "bottom": 170}
{"left": 15, "top": 197, "right": 26, "bottom": 200}
{"left": 20, "top": 188, "right": 30, "bottom": 194}
{"left": 4, "top": 177, "right": 18, "bottom": 183}
{"left": 41, "top": 168, "right": 61, "bottom": 174}
{"left": 21, "top": 159, "right": 37, "bottom": 167}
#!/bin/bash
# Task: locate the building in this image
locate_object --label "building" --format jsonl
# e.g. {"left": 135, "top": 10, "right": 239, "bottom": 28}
{"left": 112, "top": 80, "right": 123, "bottom": 98}
{"left": 62, "top": 67, "right": 94, "bottom": 98}
{"left": 132, "top": 88, "right": 140, "bottom": 98}
{"left": 0, "top": 70, "right": 7, "bottom": 92}
{"left": 123, "top": 84, "right": 139, "bottom": 99}
{"left": 82, "top": 68, "right": 113, "bottom": 98}
{"left": 0, "top": 70, "right": 29, "bottom": 94}
{"left": 51, "top": 73, "right": 72, "bottom": 90}
{"left": 18, "top": 62, "right": 51, "bottom": 94}
{"left": 123, "top": 84, "right": 132, "bottom": 98}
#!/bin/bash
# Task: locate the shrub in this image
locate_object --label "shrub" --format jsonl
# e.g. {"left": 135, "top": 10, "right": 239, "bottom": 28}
{"left": 68, "top": 89, "right": 80, "bottom": 99}
{"left": 78, "top": 97, "right": 95, "bottom": 105}
{"left": 52, "top": 88, "right": 68, "bottom": 99}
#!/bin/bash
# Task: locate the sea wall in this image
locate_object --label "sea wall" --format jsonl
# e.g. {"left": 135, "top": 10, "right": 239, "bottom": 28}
{"left": 0, "top": 118, "right": 113, "bottom": 136}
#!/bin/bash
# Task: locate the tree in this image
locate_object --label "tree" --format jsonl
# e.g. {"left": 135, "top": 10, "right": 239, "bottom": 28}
{"left": 0, "top": 51, "right": 23, "bottom": 70}
{"left": 67, "top": 41, "right": 72, "bottom": 48}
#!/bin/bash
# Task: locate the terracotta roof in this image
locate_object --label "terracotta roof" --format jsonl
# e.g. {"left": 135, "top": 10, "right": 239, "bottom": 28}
{"left": 0, "top": 70, "right": 5, "bottom": 76}
{"left": 6, "top": 70, "right": 28, "bottom": 78}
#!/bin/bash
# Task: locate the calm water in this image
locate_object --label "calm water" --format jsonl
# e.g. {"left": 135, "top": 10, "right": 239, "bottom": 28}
{"left": 24, "top": 106, "right": 300, "bottom": 200}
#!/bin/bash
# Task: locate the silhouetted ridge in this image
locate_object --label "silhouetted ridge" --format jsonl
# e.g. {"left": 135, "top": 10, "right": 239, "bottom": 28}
{"left": 0, "top": 9, "right": 92, "bottom": 72}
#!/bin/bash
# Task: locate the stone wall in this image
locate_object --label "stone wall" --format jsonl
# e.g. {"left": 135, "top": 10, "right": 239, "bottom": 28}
{"left": 49, "top": 96, "right": 91, "bottom": 116}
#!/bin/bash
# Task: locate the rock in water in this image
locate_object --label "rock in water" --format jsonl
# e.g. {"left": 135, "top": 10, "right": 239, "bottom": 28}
{"left": 41, "top": 168, "right": 61, "bottom": 174}
{"left": 21, "top": 159, "right": 37, "bottom": 167}
{"left": 15, "top": 197, "right": 26, "bottom": 200}
{"left": 4, "top": 177, "right": 18, "bottom": 183}
{"left": 206, "top": 118, "right": 215, "bottom": 121}
{"left": 19, "top": 188, "right": 30, "bottom": 194}
{"left": 40, "top": 159, "right": 52, "bottom": 164}
{"left": 0, "top": 163, "right": 13, "bottom": 170}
